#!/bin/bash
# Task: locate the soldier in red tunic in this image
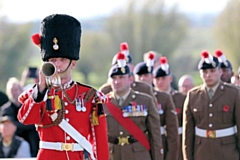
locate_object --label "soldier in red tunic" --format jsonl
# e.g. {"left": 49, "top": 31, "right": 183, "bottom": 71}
{"left": 17, "top": 14, "right": 109, "bottom": 160}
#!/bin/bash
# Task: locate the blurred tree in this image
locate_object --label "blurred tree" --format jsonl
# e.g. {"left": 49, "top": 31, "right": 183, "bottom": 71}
{"left": 0, "top": 0, "right": 190, "bottom": 90}
{"left": 0, "top": 18, "right": 33, "bottom": 90}
{"left": 76, "top": 0, "right": 189, "bottom": 88}
{"left": 77, "top": 31, "right": 113, "bottom": 85}
{"left": 214, "top": 0, "right": 240, "bottom": 71}
{"left": 104, "top": 0, "right": 189, "bottom": 64}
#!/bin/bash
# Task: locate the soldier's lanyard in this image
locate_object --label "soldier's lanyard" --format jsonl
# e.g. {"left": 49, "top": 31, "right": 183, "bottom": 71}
{"left": 105, "top": 101, "right": 150, "bottom": 151}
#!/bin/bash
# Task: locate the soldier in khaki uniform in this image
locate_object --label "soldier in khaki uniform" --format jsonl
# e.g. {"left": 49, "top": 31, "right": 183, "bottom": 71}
{"left": 105, "top": 53, "right": 163, "bottom": 160}
{"left": 182, "top": 51, "right": 240, "bottom": 160}
{"left": 100, "top": 78, "right": 156, "bottom": 101}
{"left": 99, "top": 45, "right": 157, "bottom": 103}
{"left": 133, "top": 61, "right": 179, "bottom": 160}
{"left": 152, "top": 57, "right": 186, "bottom": 160}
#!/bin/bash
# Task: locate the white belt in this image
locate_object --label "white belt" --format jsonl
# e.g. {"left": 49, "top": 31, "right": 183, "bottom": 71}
{"left": 50, "top": 113, "right": 95, "bottom": 160}
{"left": 40, "top": 141, "right": 84, "bottom": 151}
{"left": 178, "top": 127, "right": 182, "bottom": 135}
{"left": 195, "top": 126, "right": 236, "bottom": 138}
{"left": 160, "top": 126, "right": 165, "bottom": 135}
{"left": 161, "top": 126, "right": 182, "bottom": 135}
{"left": 160, "top": 126, "right": 182, "bottom": 135}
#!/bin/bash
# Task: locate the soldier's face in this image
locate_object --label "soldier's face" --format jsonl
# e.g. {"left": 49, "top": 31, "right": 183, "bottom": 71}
{"left": 135, "top": 74, "right": 153, "bottom": 85}
{"left": 221, "top": 68, "right": 233, "bottom": 83}
{"left": 178, "top": 78, "right": 194, "bottom": 95}
{"left": 110, "top": 74, "right": 132, "bottom": 96}
{"left": 48, "top": 58, "right": 76, "bottom": 82}
{"left": 200, "top": 67, "right": 222, "bottom": 87}
{"left": 153, "top": 75, "right": 172, "bottom": 92}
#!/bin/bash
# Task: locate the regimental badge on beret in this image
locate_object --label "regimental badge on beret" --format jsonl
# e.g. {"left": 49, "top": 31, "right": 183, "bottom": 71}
{"left": 117, "top": 52, "right": 126, "bottom": 73}
{"left": 108, "top": 52, "right": 130, "bottom": 77}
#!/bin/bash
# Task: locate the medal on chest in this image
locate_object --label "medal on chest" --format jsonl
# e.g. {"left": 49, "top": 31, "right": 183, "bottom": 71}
{"left": 75, "top": 94, "right": 86, "bottom": 112}
{"left": 122, "top": 101, "right": 148, "bottom": 117}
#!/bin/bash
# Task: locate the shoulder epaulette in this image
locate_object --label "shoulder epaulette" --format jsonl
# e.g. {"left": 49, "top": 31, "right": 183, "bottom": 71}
{"left": 76, "top": 82, "right": 93, "bottom": 89}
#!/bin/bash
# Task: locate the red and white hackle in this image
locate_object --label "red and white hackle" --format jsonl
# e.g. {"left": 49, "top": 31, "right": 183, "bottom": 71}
{"left": 159, "top": 57, "right": 169, "bottom": 74}
{"left": 201, "top": 50, "right": 214, "bottom": 64}
{"left": 117, "top": 52, "right": 126, "bottom": 73}
{"left": 146, "top": 52, "right": 155, "bottom": 72}
{"left": 120, "top": 42, "right": 130, "bottom": 57}
{"left": 215, "top": 49, "right": 228, "bottom": 67}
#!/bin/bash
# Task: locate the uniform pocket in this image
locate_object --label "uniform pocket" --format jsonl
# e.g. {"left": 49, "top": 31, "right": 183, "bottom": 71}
{"left": 132, "top": 142, "right": 152, "bottom": 160}
{"left": 108, "top": 143, "right": 114, "bottom": 153}
{"left": 132, "top": 142, "right": 146, "bottom": 152}
{"left": 105, "top": 114, "right": 116, "bottom": 133}
{"left": 192, "top": 106, "right": 204, "bottom": 123}
{"left": 195, "top": 136, "right": 202, "bottom": 145}
{"left": 221, "top": 136, "right": 236, "bottom": 145}
{"left": 194, "top": 136, "right": 202, "bottom": 157}
{"left": 218, "top": 105, "right": 234, "bottom": 124}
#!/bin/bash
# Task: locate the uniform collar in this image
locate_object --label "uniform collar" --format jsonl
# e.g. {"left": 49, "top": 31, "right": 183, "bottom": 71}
{"left": 205, "top": 82, "right": 220, "bottom": 94}
{"left": 62, "top": 79, "right": 73, "bottom": 89}
{"left": 115, "top": 89, "right": 131, "bottom": 101}
{"left": 156, "top": 87, "right": 172, "bottom": 95}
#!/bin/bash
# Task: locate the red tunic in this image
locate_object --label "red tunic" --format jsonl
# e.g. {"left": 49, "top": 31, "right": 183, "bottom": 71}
{"left": 17, "top": 82, "right": 109, "bottom": 160}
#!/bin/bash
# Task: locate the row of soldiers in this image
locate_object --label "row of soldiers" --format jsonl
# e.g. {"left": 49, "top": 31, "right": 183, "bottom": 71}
{"left": 7, "top": 14, "right": 239, "bottom": 160}
{"left": 99, "top": 42, "right": 240, "bottom": 160}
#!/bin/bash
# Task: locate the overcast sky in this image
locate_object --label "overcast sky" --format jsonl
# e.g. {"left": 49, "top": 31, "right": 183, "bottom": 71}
{"left": 0, "top": 0, "right": 229, "bottom": 23}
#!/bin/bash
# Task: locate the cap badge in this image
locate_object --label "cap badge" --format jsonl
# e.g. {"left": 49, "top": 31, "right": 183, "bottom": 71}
{"left": 121, "top": 67, "right": 126, "bottom": 74}
{"left": 212, "top": 61, "right": 216, "bottom": 67}
{"left": 53, "top": 37, "right": 59, "bottom": 50}
{"left": 125, "top": 56, "right": 129, "bottom": 63}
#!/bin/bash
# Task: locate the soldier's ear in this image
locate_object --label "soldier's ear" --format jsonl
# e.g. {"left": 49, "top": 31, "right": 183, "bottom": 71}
{"left": 169, "top": 75, "right": 173, "bottom": 83}
{"left": 71, "top": 60, "right": 77, "bottom": 69}
{"left": 129, "top": 74, "right": 134, "bottom": 83}
{"left": 219, "top": 67, "right": 222, "bottom": 75}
